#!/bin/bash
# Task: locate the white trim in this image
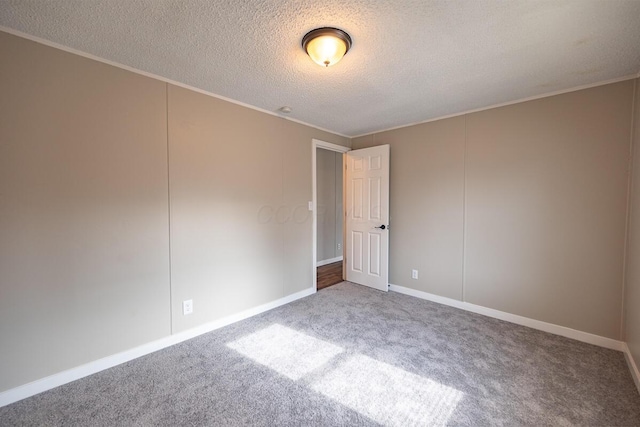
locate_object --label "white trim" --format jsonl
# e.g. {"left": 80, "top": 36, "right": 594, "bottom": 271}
{"left": 312, "top": 139, "right": 351, "bottom": 153}
{"left": 312, "top": 139, "right": 351, "bottom": 292}
{"left": 389, "top": 284, "right": 625, "bottom": 351}
{"left": 312, "top": 146, "right": 317, "bottom": 292}
{"left": 351, "top": 74, "right": 639, "bottom": 139}
{"left": 0, "top": 26, "right": 350, "bottom": 139}
{"left": 0, "top": 286, "right": 315, "bottom": 408}
{"left": 317, "top": 256, "right": 343, "bottom": 267}
{"left": 623, "top": 343, "right": 640, "bottom": 394}
{"left": 622, "top": 79, "right": 637, "bottom": 338}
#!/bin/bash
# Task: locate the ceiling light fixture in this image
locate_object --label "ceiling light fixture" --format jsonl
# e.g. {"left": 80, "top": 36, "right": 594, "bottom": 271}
{"left": 302, "top": 27, "right": 352, "bottom": 67}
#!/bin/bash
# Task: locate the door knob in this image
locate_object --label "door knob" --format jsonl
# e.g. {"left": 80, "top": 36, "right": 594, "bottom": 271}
{"left": 375, "top": 225, "right": 387, "bottom": 230}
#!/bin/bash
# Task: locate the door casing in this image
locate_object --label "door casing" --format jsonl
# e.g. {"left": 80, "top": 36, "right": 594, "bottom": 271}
{"left": 312, "top": 139, "right": 351, "bottom": 292}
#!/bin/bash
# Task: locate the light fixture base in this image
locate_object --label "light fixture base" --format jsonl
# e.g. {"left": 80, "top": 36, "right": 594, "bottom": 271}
{"left": 302, "top": 27, "right": 352, "bottom": 67}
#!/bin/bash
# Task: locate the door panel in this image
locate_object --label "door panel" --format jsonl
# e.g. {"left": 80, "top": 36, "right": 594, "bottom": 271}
{"left": 369, "top": 233, "right": 381, "bottom": 276}
{"left": 369, "top": 177, "right": 381, "bottom": 220}
{"left": 352, "top": 231, "right": 363, "bottom": 272}
{"left": 353, "top": 178, "right": 363, "bottom": 219}
{"left": 345, "top": 145, "right": 390, "bottom": 291}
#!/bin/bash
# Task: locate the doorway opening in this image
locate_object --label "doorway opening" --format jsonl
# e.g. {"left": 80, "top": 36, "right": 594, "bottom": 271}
{"left": 312, "top": 139, "right": 350, "bottom": 291}
{"left": 317, "top": 260, "right": 343, "bottom": 290}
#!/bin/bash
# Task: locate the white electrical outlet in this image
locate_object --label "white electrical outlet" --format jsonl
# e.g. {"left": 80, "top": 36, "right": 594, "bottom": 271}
{"left": 183, "top": 299, "right": 193, "bottom": 315}
{"left": 412, "top": 269, "right": 419, "bottom": 279}
{"left": 337, "top": 243, "right": 342, "bottom": 250}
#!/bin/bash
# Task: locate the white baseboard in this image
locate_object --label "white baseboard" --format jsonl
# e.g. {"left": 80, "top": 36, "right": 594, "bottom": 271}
{"left": 317, "top": 256, "right": 343, "bottom": 267}
{"left": 623, "top": 343, "right": 640, "bottom": 394}
{"left": 0, "top": 286, "right": 316, "bottom": 408}
{"left": 389, "top": 284, "right": 625, "bottom": 351}
{"left": 2, "top": 282, "right": 633, "bottom": 407}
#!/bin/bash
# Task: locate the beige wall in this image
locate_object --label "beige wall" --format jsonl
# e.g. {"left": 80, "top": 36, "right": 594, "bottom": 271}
{"left": 168, "top": 85, "right": 348, "bottom": 333}
{"left": 0, "top": 32, "right": 171, "bottom": 391}
{"left": 317, "top": 149, "right": 344, "bottom": 262}
{"left": 2, "top": 26, "right": 636, "bottom": 395}
{"left": 354, "top": 81, "right": 635, "bottom": 339}
{"left": 352, "top": 117, "right": 466, "bottom": 300}
{"left": 625, "top": 79, "right": 640, "bottom": 365}
{"left": 0, "top": 31, "right": 349, "bottom": 392}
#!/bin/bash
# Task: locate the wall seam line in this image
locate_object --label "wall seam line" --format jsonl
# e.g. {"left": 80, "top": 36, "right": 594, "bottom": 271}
{"left": 166, "top": 82, "right": 174, "bottom": 335}
{"left": 334, "top": 151, "right": 339, "bottom": 260}
{"left": 462, "top": 114, "right": 468, "bottom": 302}
{"left": 621, "top": 78, "right": 637, "bottom": 340}
{"left": 281, "top": 119, "right": 285, "bottom": 298}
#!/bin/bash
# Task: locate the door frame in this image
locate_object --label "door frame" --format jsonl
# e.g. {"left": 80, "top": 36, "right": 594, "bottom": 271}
{"left": 312, "top": 139, "right": 351, "bottom": 292}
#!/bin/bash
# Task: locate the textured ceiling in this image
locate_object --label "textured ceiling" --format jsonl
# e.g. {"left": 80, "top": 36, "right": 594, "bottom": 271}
{"left": 1, "top": 0, "right": 640, "bottom": 137}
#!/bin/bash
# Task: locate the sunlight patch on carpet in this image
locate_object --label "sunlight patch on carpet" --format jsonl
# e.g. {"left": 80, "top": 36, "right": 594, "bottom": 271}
{"left": 311, "top": 354, "right": 463, "bottom": 427}
{"left": 226, "top": 324, "right": 343, "bottom": 380}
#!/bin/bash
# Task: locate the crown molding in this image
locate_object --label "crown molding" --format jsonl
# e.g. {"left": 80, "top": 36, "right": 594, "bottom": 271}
{"left": 352, "top": 74, "right": 639, "bottom": 139}
{"left": 2, "top": 26, "right": 638, "bottom": 142}
{"left": 0, "top": 26, "right": 350, "bottom": 139}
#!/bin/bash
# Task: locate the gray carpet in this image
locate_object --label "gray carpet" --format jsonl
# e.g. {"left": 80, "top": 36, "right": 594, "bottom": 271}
{"left": 2, "top": 282, "right": 639, "bottom": 426}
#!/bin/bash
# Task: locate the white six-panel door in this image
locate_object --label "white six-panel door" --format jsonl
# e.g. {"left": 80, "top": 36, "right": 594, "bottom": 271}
{"left": 345, "top": 145, "right": 390, "bottom": 292}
